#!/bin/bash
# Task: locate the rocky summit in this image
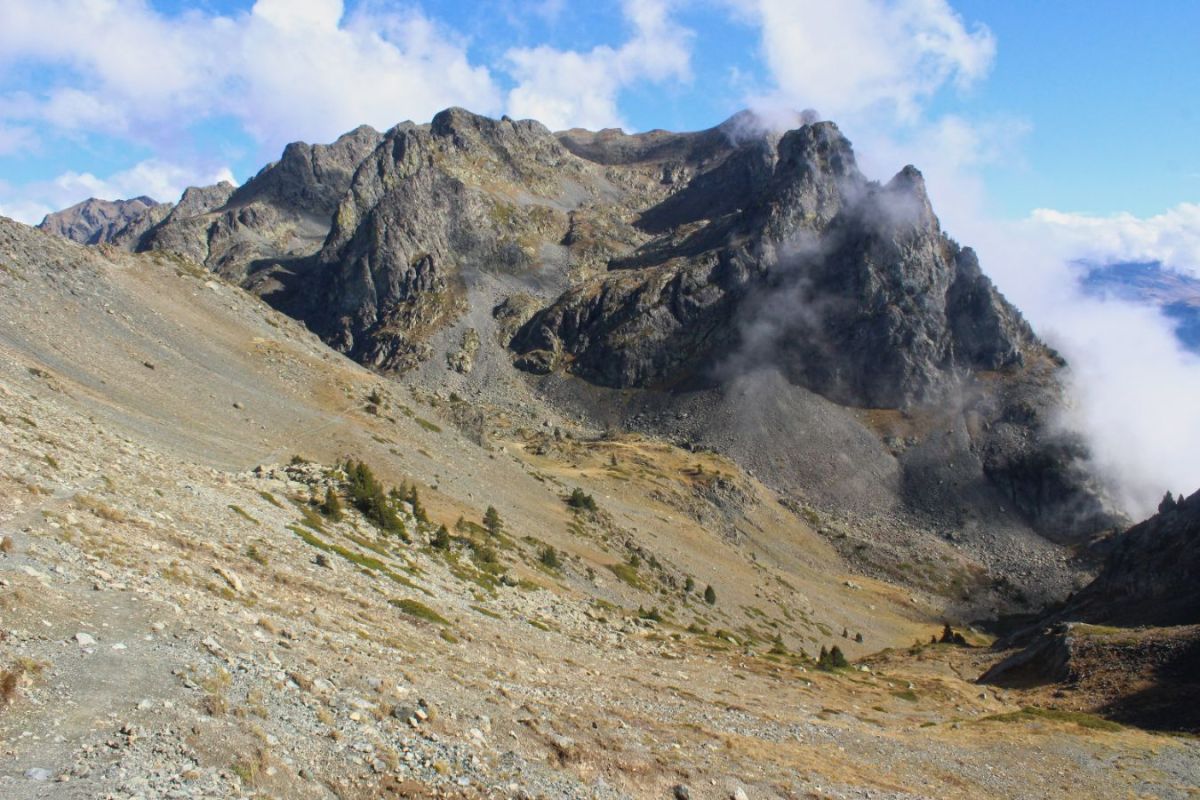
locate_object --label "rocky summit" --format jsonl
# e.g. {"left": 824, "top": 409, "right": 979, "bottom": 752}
{"left": 7, "top": 109, "right": 1198, "bottom": 799}
{"left": 37, "top": 196, "right": 165, "bottom": 246}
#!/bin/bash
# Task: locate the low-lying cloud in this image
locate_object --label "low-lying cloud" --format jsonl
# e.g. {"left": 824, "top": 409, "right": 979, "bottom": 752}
{"left": 967, "top": 215, "right": 1200, "bottom": 518}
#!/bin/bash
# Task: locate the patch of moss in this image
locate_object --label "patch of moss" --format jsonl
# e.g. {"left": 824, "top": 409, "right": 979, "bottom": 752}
{"left": 415, "top": 417, "right": 442, "bottom": 433}
{"left": 470, "top": 605, "right": 502, "bottom": 620}
{"left": 390, "top": 598, "right": 450, "bottom": 626}
{"left": 229, "top": 505, "right": 259, "bottom": 525}
{"left": 607, "top": 562, "right": 644, "bottom": 589}
{"left": 980, "top": 707, "right": 1123, "bottom": 732}
{"left": 258, "top": 490, "right": 283, "bottom": 509}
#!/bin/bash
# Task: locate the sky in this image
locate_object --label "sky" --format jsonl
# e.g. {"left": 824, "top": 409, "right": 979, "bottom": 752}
{"left": 1, "top": 0, "right": 1199, "bottom": 513}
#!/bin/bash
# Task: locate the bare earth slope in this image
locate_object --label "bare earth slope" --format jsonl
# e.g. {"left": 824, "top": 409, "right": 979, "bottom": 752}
{"left": 2, "top": 219, "right": 1198, "bottom": 797}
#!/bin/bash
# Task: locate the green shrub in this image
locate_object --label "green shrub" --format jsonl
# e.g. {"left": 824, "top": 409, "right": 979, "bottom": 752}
{"left": 407, "top": 485, "right": 428, "bottom": 524}
{"left": 703, "top": 585, "right": 716, "bottom": 605}
{"left": 566, "top": 488, "right": 597, "bottom": 512}
{"left": 817, "top": 645, "right": 849, "bottom": 671}
{"left": 539, "top": 546, "right": 561, "bottom": 569}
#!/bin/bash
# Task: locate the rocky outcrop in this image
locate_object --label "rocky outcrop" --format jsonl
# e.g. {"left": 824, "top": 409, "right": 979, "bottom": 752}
{"left": 512, "top": 124, "right": 1034, "bottom": 409}
{"left": 304, "top": 109, "right": 602, "bottom": 370}
{"left": 132, "top": 126, "right": 383, "bottom": 281}
{"left": 134, "top": 182, "right": 237, "bottom": 265}
{"left": 37, "top": 196, "right": 164, "bottom": 245}
{"left": 1063, "top": 488, "right": 1200, "bottom": 626}
{"left": 980, "top": 489, "right": 1200, "bottom": 730}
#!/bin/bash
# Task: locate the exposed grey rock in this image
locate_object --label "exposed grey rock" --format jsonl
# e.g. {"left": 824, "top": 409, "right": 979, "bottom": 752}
{"left": 37, "top": 197, "right": 163, "bottom": 245}
{"left": 134, "top": 125, "right": 382, "bottom": 284}
{"left": 512, "top": 126, "right": 1030, "bottom": 409}
{"left": 1061, "top": 487, "right": 1200, "bottom": 627}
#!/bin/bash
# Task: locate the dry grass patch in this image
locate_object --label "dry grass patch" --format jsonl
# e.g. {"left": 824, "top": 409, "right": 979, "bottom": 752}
{"left": 76, "top": 494, "right": 127, "bottom": 522}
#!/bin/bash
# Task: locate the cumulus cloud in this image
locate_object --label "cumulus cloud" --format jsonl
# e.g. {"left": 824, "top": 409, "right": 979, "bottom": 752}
{"left": 0, "top": 159, "right": 236, "bottom": 225}
{"left": 731, "top": 0, "right": 995, "bottom": 123}
{"left": 504, "top": 0, "right": 693, "bottom": 131}
{"left": 0, "top": 0, "right": 501, "bottom": 150}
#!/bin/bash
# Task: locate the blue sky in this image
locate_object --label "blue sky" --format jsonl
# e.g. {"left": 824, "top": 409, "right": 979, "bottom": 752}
{"left": 0, "top": 0, "right": 1196, "bottom": 225}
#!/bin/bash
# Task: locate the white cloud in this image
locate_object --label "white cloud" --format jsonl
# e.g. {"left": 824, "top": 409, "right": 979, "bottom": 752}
{"left": 726, "top": 0, "right": 1013, "bottom": 234}
{"left": 0, "top": 0, "right": 501, "bottom": 150}
{"left": 963, "top": 215, "right": 1200, "bottom": 517}
{"left": 504, "top": 0, "right": 693, "bottom": 131}
{"left": 0, "top": 159, "right": 236, "bottom": 225}
{"left": 732, "top": 0, "right": 995, "bottom": 123}
{"left": 0, "top": 123, "right": 38, "bottom": 156}
{"left": 1028, "top": 204, "right": 1200, "bottom": 276}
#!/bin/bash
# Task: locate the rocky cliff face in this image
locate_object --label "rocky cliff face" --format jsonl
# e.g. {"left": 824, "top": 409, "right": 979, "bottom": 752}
{"left": 980, "top": 489, "right": 1200, "bottom": 730}
{"left": 133, "top": 125, "right": 383, "bottom": 282}
{"left": 1060, "top": 490, "right": 1200, "bottom": 626}
{"left": 511, "top": 124, "right": 1034, "bottom": 409}
{"left": 37, "top": 196, "right": 164, "bottom": 245}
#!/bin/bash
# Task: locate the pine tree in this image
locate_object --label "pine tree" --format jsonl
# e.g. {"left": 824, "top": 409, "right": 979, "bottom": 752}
{"left": 408, "top": 486, "right": 428, "bottom": 523}
{"left": 830, "top": 645, "right": 848, "bottom": 668}
{"left": 703, "top": 584, "right": 717, "bottom": 605}
{"left": 483, "top": 505, "right": 503, "bottom": 537}
{"left": 431, "top": 524, "right": 450, "bottom": 550}
{"left": 323, "top": 485, "right": 343, "bottom": 521}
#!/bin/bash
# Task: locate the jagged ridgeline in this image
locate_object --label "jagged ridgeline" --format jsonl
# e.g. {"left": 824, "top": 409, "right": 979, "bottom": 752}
{"left": 41, "top": 107, "right": 1122, "bottom": 562}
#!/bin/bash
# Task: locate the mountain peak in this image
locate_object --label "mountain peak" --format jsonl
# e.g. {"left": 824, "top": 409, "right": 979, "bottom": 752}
{"left": 36, "top": 195, "right": 164, "bottom": 245}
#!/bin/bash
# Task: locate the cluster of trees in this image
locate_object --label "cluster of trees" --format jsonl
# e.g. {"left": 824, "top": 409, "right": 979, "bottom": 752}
{"left": 336, "top": 459, "right": 425, "bottom": 541}
{"left": 817, "top": 645, "right": 849, "bottom": 671}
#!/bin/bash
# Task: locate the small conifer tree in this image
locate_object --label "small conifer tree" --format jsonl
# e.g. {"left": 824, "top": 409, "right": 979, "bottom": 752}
{"left": 483, "top": 505, "right": 503, "bottom": 537}
{"left": 830, "top": 645, "right": 848, "bottom": 668}
{"left": 431, "top": 524, "right": 450, "bottom": 550}
{"left": 323, "top": 485, "right": 343, "bottom": 521}
{"left": 704, "top": 584, "right": 717, "bottom": 605}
